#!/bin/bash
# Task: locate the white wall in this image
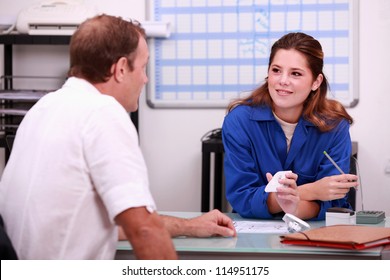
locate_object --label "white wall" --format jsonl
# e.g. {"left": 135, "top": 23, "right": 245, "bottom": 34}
{"left": 1, "top": 0, "right": 389, "bottom": 214}
{"left": 141, "top": 0, "right": 390, "bottom": 214}
{"left": 348, "top": 0, "right": 390, "bottom": 213}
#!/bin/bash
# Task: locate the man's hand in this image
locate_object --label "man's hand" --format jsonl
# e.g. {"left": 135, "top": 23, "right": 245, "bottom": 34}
{"left": 161, "top": 209, "right": 236, "bottom": 238}
{"left": 185, "top": 209, "right": 237, "bottom": 237}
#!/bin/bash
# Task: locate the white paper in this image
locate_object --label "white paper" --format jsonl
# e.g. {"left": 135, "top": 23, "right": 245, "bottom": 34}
{"left": 234, "top": 220, "right": 289, "bottom": 234}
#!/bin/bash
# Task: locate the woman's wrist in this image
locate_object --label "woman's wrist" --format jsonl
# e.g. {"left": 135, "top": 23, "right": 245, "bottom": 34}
{"left": 298, "top": 183, "right": 316, "bottom": 201}
{"left": 266, "top": 193, "right": 283, "bottom": 214}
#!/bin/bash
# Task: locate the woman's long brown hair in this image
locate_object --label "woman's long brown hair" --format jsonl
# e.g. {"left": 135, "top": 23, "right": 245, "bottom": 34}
{"left": 227, "top": 32, "right": 353, "bottom": 132}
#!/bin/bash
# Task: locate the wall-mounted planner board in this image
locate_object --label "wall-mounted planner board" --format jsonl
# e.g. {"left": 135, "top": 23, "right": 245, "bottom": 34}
{"left": 146, "top": 0, "right": 358, "bottom": 108}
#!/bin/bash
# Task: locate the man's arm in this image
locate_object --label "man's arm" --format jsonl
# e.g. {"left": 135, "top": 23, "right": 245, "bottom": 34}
{"left": 160, "top": 209, "right": 236, "bottom": 238}
{"left": 115, "top": 207, "right": 177, "bottom": 259}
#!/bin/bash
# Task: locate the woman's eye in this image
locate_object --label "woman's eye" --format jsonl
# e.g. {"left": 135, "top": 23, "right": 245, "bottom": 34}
{"left": 292, "top": 72, "right": 302, "bottom": 76}
{"left": 271, "top": 68, "right": 280, "bottom": 73}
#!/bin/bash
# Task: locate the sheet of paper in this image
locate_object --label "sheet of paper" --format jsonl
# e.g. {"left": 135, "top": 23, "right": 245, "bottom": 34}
{"left": 234, "top": 220, "right": 289, "bottom": 234}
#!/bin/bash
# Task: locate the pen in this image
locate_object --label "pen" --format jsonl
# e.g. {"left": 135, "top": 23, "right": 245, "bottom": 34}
{"left": 323, "top": 151, "right": 345, "bottom": 174}
{"left": 324, "top": 151, "right": 358, "bottom": 190}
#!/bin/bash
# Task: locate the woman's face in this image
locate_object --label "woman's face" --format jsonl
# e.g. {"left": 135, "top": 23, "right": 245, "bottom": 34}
{"left": 267, "top": 49, "right": 322, "bottom": 123}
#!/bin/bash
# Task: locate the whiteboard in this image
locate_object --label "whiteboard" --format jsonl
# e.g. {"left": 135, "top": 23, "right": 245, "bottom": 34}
{"left": 146, "top": 0, "right": 359, "bottom": 109}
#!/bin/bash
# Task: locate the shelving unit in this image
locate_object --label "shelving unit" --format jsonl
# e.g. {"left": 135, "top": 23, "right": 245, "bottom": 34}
{"left": 0, "top": 34, "right": 138, "bottom": 160}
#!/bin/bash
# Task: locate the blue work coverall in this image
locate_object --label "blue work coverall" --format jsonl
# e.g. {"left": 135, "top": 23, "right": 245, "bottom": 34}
{"left": 222, "top": 105, "right": 352, "bottom": 220}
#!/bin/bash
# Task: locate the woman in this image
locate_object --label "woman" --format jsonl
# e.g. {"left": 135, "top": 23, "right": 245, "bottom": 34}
{"left": 222, "top": 32, "right": 358, "bottom": 220}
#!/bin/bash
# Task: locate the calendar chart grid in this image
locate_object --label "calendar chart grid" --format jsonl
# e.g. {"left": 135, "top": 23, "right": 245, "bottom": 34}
{"left": 147, "top": 0, "right": 358, "bottom": 108}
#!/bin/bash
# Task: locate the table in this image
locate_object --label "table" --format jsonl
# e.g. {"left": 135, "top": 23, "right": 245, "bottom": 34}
{"left": 115, "top": 212, "right": 390, "bottom": 260}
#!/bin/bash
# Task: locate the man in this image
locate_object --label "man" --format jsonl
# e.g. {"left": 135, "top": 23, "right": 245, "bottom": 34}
{"left": 0, "top": 14, "right": 235, "bottom": 260}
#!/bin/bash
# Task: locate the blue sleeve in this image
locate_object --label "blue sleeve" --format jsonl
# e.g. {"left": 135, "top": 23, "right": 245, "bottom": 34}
{"left": 311, "top": 120, "right": 353, "bottom": 221}
{"left": 222, "top": 110, "right": 274, "bottom": 219}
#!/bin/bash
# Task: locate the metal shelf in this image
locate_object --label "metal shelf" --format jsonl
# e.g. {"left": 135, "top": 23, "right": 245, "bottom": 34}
{"left": 0, "top": 34, "right": 138, "bottom": 160}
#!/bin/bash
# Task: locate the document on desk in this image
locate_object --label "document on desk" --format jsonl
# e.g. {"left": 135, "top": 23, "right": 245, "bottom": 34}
{"left": 234, "top": 220, "right": 289, "bottom": 234}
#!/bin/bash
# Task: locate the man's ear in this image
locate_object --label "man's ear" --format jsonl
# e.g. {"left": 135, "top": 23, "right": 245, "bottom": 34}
{"left": 112, "top": 57, "right": 128, "bottom": 82}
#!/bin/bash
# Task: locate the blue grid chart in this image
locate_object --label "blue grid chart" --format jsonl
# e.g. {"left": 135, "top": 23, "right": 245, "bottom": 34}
{"left": 147, "top": 0, "right": 358, "bottom": 108}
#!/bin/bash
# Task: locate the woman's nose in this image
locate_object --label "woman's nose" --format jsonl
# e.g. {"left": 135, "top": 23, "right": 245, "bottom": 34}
{"left": 279, "top": 73, "right": 289, "bottom": 85}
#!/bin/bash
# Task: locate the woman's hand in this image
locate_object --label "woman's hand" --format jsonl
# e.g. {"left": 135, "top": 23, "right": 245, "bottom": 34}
{"left": 304, "top": 174, "right": 358, "bottom": 201}
{"left": 267, "top": 172, "right": 300, "bottom": 216}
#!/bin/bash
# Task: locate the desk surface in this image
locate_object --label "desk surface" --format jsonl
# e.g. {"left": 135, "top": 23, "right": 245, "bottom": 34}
{"left": 116, "top": 212, "right": 390, "bottom": 260}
